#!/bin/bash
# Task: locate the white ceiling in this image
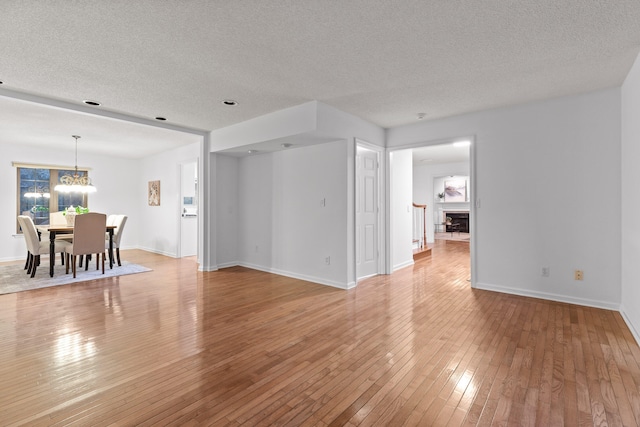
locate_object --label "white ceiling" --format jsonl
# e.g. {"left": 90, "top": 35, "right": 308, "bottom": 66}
{"left": 0, "top": 95, "right": 201, "bottom": 159}
{"left": 1, "top": 1, "right": 639, "bottom": 157}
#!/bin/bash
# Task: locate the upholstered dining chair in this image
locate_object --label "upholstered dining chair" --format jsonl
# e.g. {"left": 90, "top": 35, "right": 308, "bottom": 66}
{"left": 49, "top": 211, "right": 74, "bottom": 242}
{"left": 106, "top": 214, "right": 128, "bottom": 266}
{"left": 65, "top": 213, "right": 107, "bottom": 278}
{"left": 18, "top": 215, "right": 70, "bottom": 278}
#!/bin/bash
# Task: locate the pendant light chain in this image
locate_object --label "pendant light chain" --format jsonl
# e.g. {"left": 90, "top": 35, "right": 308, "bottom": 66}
{"left": 53, "top": 135, "right": 97, "bottom": 193}
{"left": 73, "top": 135, "right": 80, "bottom": 175}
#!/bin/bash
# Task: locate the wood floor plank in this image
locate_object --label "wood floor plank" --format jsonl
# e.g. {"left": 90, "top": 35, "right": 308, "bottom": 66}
{"left": 2, "top": 244, "right": 640, "bottom": 425}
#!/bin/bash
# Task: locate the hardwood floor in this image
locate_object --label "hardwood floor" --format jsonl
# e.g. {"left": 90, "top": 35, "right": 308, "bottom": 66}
{"left": 1, "top": 244, "right": 639, "bottom": 426}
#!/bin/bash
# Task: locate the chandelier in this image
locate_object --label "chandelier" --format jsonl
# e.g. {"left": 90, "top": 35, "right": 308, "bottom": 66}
{"left": 24, "top": 185, "right": 51, "bottom": 198}
{"left": 54, "top": 135, "right": 97, "bottom": 194}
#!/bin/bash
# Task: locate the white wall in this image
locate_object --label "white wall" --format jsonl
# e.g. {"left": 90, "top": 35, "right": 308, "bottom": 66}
{"left": 210, "top": 101, "right": 384, "bottom": 287}
{"left": 0, "top": 144, "right": 138, "bottom": 262}
{"left": 316, "top": 103, "right": 384, "bottom": 286}
{"left": 215, "top": 154, "right": 239, "bottom": 267}
{"left": 390, "top": 149, "right": 414, "bottom": 271}
{"left": 389, "top": 88, "right": 622, "bottom": 309}
{"left": 138, "top": 142, "right": 200, "bottom": 257}
{"left": 237, "top": 141, "right": 349, "bottom": 287}
{"left": 413, "top": 161, "right": 469, "bottom": 242}
{"left": 622, "top": 52, "right": 640, "bottom": 342}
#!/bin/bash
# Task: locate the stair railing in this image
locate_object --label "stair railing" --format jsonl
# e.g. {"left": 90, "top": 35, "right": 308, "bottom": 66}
{"left": 412, "top": 203, "right": 427, "bottom": 249}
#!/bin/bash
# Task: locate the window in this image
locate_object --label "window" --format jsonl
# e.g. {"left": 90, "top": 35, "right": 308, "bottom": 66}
{"left": 17, "top": 166, "right": 89, "bottom": 232}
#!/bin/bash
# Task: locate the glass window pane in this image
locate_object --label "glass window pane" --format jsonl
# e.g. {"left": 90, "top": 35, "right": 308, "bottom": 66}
{"left": 17, "top": 167, "right": 89, "bottom": 232}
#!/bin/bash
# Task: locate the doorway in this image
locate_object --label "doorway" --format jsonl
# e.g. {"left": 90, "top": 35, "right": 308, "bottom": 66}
{"left": 388, "top": 138, "right": 474, "bottom": 280}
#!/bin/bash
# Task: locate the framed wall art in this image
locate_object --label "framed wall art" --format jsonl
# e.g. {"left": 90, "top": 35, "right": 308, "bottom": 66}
{"left": 148, "top": 180, "right": 160, "bottom": 206}
{"left": 444, "top": 179, "right": 466, "bottom": 203}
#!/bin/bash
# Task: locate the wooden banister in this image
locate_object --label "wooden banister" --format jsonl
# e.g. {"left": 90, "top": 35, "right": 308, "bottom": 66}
{"left": 412, "top": 203, "right": 427, "bottom": 249}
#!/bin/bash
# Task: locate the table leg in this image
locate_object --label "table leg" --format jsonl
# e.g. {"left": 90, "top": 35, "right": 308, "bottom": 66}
{"left": 49, "top": 231, "right": 56, "bottom": 277}
{"left": 108, "top": 229, "right": 114, "bottom": 269}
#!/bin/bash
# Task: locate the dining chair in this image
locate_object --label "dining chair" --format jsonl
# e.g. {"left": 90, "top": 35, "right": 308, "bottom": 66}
{"left": 65, "top": 213, "right": 107, "bottom": 278}
{"left": 106, "top": 214, "right": 128, "bottom": 266}
{"left": 17, "top": 216, "right": 30, "bottom": 270}
{"left": 18, "top": 215, "right": 71, "bottom": 278}
{"left": 43, "top": 211, "right": 74, "bottom": 243}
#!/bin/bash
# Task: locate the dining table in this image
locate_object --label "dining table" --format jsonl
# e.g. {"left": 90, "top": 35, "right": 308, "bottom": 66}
{"left": 37, "top": 224, "right": 117, "bottom": 277}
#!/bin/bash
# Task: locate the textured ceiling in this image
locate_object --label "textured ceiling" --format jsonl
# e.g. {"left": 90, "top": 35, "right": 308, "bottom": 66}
{"left": 1, "top": 0, "right": 640, "bottom": 156}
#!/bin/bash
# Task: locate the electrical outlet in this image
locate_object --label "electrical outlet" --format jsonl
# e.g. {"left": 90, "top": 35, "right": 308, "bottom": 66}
{"left": 542, "top": 267, "right": 550, "bottom": 277}
{"left": 574, "top": 270, "right": 583, "bottom": 281}
{"left": 325, "top": 256, "right": 330, "bottom": 265}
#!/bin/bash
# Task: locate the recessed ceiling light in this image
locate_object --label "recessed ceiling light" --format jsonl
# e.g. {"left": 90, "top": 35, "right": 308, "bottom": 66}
{"left": 417, "top": 113, "right": 426, "bottom": 120}
{"left": 281, "top": 143, "right": 292, "bottom": 148}
{"left": 453, "top": 140, "right": 471, "bottom": 147}
{"left": 222, "top": 99, "right": 238, "bottom": 106}
{"left": 155, "top": 117, "right": 167, "bottom": 121}
{"left": 247, "top": 149, "right": 257, "bottom": 154}
{"left": 83, "top": 100, "right": 101, "bottom": 106}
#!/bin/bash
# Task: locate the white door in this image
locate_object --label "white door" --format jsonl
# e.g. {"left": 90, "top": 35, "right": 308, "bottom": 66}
{"left": 356, "top": 146, "right": 379, "bottom": 280}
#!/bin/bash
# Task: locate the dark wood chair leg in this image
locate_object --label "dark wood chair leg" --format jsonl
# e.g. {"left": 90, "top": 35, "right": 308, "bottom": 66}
{"left": 24, "top": 253, "right": 30, "bottom": 270}
{"left": 27, "top": 254, "right": 33, "bottom": 275}
{"left": 101, "top": 253, "right": 105, "bottom": 274}
{"left": 65, "top": 253, "right": 70, "bottom": 275}
{"left": 61, "top": 252, "right": 65, "bottom": 266}
{"left": 116, "top": 248, "right": 121, "bottom": 266}
{"left": 30, "top": 255, "right": 39, "bottom": 277}
{"left": 72, "top": 255, "right": 77, "bottom": 278}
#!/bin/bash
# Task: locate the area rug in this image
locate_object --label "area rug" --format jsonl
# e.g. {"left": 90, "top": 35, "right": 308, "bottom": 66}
{"left": 0, "top": 261, "right": 151, "bottom": 295}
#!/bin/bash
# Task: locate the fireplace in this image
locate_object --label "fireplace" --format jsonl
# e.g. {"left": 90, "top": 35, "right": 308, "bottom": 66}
{"left": 444, "top": 211, "right": 469, "bottom": 233}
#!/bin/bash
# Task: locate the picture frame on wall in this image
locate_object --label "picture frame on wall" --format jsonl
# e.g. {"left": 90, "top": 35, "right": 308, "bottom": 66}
{"left": 444, "top": 179, "right": 466, "bottom": 203}
{"left": 148, "top": 180, "right": 160, "bottom": 206}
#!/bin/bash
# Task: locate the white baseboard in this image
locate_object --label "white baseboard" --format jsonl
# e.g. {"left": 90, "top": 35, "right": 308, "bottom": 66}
{"left": 239, "top": 262, "right": 349, "bottom": 289}
{"left": 135, "top": 245, "right": 177, "bottom": 258}
{"left": 620, "top": 306, "right": 640, "bottom": 347}
{"left": 0, "top": 255, "right": 23, "bottom": 263}
{"left": 216, "top": 261, "right": 238, "bottom": 269}
{"left": 475, "top": 282, "right": 620, "bottom": 311}
{"left": 392, "top": 259, "right": 415, "bottom": 273}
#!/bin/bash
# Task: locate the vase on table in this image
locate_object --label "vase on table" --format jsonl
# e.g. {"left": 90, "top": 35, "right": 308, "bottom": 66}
{"left": 65, "top": 211, "right": 76, "bottom": 226}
